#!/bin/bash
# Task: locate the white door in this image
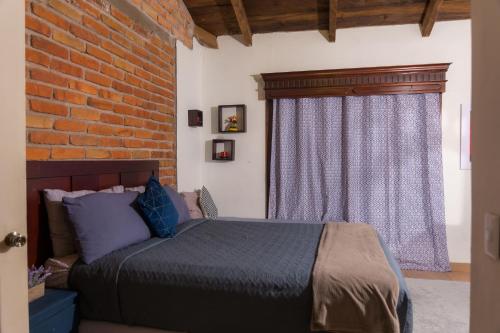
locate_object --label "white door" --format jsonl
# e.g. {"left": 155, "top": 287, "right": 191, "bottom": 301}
{"left": 0, "top": 1, "right": 28, "bottom": 332}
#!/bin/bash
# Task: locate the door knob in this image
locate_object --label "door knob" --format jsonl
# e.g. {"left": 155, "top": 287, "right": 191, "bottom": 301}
{"left": 4, "top": 231, "right": 27, "bottom": 248}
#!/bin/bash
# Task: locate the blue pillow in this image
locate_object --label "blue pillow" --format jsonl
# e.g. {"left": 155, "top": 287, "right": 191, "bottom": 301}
{"left": 63, "top": 192, "right": 151, "bottom": 264}
{"left": 163, "top": 185, "right": 190, "bottom": 224}
{"left": 137, "top": 177, "right": 179, "bottom": 238}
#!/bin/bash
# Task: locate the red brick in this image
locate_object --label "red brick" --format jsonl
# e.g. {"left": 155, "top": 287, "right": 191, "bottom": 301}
{"left": 98, "top": 89, "right": 122, "bottom": 103}
{"left": 125, "top": 74, "right": 142, "bottom": 87}
{"left": 73, "top": 0, "right": 100, "bottom": 18}
{"left": 32, "top": 3, "right": 70, "bottom": 30}
{"left": 135, "top": 67, "right": 152, "bottom": 81}
{"left": 26, "top": 48, "right": 51, "bottom": 67}
{"left": 133, "top": 88, "right": 151, "bottom": 101}
{"left": 69, "top": 80, "right": 99, "bottom": 95}
{"left": 114, "top": 104, "right": 137, "bottom": 116}
{"left": 50, "top": 58, "right": 83, "bottom": 78}
{"left": 144, "top": 120, "right": 159, "bottom": 131}
{"left": 71, "top": 108, "right": 100, "bottom": 121}
{"left": 100, "top": 112, "right": 124, "bottom": 125}
{"left": 53, "top": 30, "right": 86, "bottom": 52}
{"left": 26, "top": 15, "right": 51, "bottom": 36}
{"left": 26, "top": 82, "right": 52, "bottom": 98}
{"left": 131, "top": 150, "right": 150, "bottom": 159}
{"left": 135, "top": 129, "right": 153, "bottom": 139}
{"left": 123, "top": 95, "right": 141, "bottom": 106}
{"left": 125, "top": 116, "right": 144, "bottom": 128}
{"left": 86, "top": 149, "right": 111, "bottom": 159}
{"left": 88, "top": 97, "right": 113, "bottom": 110}
{"left": 70, "top": 24, "right": 100, "bottom": 45}
{"left": 26, "top": 114, "right": 54, "bottom": 129}
{"left": 86, "top": 44, "right": 112, "bottom": 63}
{"left": 98, "top": 137, "right": 122, "bottom": 147}
{"left": 70, "top": 135, "right": 98, "bottom": 146}
{"left": 100, "top": 64, "right": 125, "bottom": 80}
{"left": 30, "top": 99, "right": 68, "bottom": 116}
{"left": 54, "top": 89, "right": 87, "bottom": 105}
{"left": 101, "top": 40, "right": 126, "bottom": 58}
{"left": 85, "top": 71, "right": 112, "bottom": 87}
{"left": 48, "top": 0, "right": 82, "bottom": 22}
{"left": 70, "top": 51, "right": 99, "bottom": 71}
{"left": 87, "top": 123, "right": 114, "bottom": 136}
{"left": 31, "top": 35, "right": 69, "bottom": 59}
{"left": 112, "top": 81, "right": 133, "bottom": 94}
{"left": 110, "top": 6, "right": 133, "bottom": 27}
{"left": 111, "top": 150, "right": 131, "bottom": 159}
{"left": 101, "top": 14, "right": 127, "bottom": 35}
{"left": 27, "top": 146, "right": 51, "bottom": 160}
{"left": 111, "top": 32, "right": 131, "bottom": 50}
{"left": 82, "top": 16, "right": 110, "bottom": 38}
{"left": 30, "top": 131, "right": 68, "bottom": 145}
{"left": 123, "top": 138, "right": 143, "bottom": 148}
{"left": 113, "top": 127, "right": 133, "bottom": 137}
{"left": 54, "top": 119, "right": 87, "bottom": 132}
{"left": 51, "top": 147, "right": 85, "bottom": 159}
{"left": 143, "top": 141, "right": 158, "bottom": 149}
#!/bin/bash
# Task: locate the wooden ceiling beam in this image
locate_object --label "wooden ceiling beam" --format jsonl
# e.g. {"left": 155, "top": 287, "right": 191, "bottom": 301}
{"left": 194, "top": 25, "right": 218, "bottom": 49}
{"left": 230, "top": 0, "right": 252, "bottom": 46}
{"left": 420, "top": 0, "right": 445, "bottom": 37}
{"left": 328, "top": 0, "right": 338, "bottom": 42}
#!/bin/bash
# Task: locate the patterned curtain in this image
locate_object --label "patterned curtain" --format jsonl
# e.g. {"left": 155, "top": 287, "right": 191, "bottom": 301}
{"left": 268, "top": 94, "right": 450, "bottom": 271}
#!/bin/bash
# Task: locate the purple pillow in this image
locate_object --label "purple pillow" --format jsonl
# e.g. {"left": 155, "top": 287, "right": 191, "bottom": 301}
{"left": 63, "top": 192, "right": 151, "bottom": 264}
{"left": 163, "top": 186, "right": 191, "bottom": 224}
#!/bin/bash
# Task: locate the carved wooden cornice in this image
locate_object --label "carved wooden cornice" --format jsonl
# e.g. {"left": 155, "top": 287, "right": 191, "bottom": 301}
{"left": 261, "top": 63, "right": 451, "bottom": 99}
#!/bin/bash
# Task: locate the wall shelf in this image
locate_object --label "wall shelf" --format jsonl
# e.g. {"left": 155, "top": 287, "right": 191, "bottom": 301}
{"left": 218, "top": 105, "right": 246, "bottom": 133}
{"left": 212, "top": 139, "right": 235, "bottom": 161}
{"left": 188, "top": 109, "right": 203, "bottom": 127}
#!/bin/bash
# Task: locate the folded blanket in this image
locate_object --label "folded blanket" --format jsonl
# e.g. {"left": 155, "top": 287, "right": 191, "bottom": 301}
{"left": 311, "top": 222, "right": 400, "bottom": 333}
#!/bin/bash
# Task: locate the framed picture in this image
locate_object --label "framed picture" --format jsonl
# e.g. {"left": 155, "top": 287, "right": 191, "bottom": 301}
{"left": 460, "top": 104, "right": 471, "bottom": 170}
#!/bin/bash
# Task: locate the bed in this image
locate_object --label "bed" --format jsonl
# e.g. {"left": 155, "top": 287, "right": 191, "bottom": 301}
{"left": 27, "top": 160, "right": 412, "bottom": 333}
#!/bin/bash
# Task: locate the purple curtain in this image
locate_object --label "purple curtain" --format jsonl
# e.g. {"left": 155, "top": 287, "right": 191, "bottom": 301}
{"left": 268, "top": 94, "right": 450, "bottom": 271}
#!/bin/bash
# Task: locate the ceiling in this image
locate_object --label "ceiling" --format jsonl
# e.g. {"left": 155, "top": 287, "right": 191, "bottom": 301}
{"left": 184, "top": 0, "right": 470, "bottom": 46}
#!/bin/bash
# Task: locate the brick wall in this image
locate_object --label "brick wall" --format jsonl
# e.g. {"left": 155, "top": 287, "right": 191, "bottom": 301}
{"left": 25, "top": 0, "right": 194, "bottom": 185}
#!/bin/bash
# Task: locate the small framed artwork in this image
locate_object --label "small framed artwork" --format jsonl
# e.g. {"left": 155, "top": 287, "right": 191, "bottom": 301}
{"left": 460, "top": 104, "right": 471, "bottom": 170}
{"left": 218, "top": 105, "right": 246, "bottom": 133}
{"left": 212, "top": 139, "right": 235, "bottom": 161}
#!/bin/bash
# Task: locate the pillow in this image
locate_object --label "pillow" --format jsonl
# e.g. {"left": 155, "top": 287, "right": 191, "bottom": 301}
{"left": 44, "top": 185, "right": 124, "bottom": 257}
{"left": 199, "top": 186, "right": 218, "bottom": 219}
{"left": 125, "top": 185, "right": 145, "bottom": 193}
{"left": 63, "top": 192, "right": 151, "bottom": 264}
{"left": 136, "top": 177, "right": 178, "bottom": 238}
{"left": 44, "top": 254, "right": 79, "bottom": 289}
{"left": 163, "top": 186, "right": 190, "bottom": 224}
{"left": 181, "top": 191, "right": 204, "bottom": 219}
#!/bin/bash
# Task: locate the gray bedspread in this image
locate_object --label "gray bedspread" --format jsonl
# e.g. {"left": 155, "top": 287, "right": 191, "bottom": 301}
{"left": 69, "top": 218, "right": 412, "bottom": 333}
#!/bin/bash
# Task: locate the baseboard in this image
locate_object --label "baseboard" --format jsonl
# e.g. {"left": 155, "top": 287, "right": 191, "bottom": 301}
{"left": 450, "top": 262, "right": 471, "bottom": 273}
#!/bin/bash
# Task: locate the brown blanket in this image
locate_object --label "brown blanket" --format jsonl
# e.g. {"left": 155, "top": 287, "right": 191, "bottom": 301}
{"left": 311, "top": 222, "right": 400, "bottom": 333}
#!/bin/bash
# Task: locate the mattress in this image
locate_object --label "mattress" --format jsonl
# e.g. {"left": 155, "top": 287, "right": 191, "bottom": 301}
{"left": 69, "top": 218, "right": 412, "bottom": 333}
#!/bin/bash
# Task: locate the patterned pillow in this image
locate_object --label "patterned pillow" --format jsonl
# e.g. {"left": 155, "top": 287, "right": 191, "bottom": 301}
{"left": 199, "top": 186, "right": 218, "bottom": 219}
{"left": 137, "top": 177, "right": 178, "bottom": 238}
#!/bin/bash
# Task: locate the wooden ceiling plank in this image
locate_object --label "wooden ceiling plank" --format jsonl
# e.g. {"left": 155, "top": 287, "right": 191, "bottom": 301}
{"left": 328, "top": 0, "right": 338, "bottom": 42}
{"left": 421, "top": 0, "right": 445, "bottom": 37}
{"left": 194, "top": 25, "right": 219, "bottom": 49}
{"left": 230, "top": 0, "right": 253, "bottom": 46}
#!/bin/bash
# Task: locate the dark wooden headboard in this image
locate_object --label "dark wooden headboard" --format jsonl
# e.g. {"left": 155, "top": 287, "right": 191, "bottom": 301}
{"left": 26, "top": 160, "right": 159, "bottom": 266}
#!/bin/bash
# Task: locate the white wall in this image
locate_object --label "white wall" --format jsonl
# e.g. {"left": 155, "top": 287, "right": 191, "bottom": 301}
{"left": 176, "top": 39, "right": 204, "bottom": 192}
{"left": 177, "top": 21, "right": 472, "bottom": 263}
